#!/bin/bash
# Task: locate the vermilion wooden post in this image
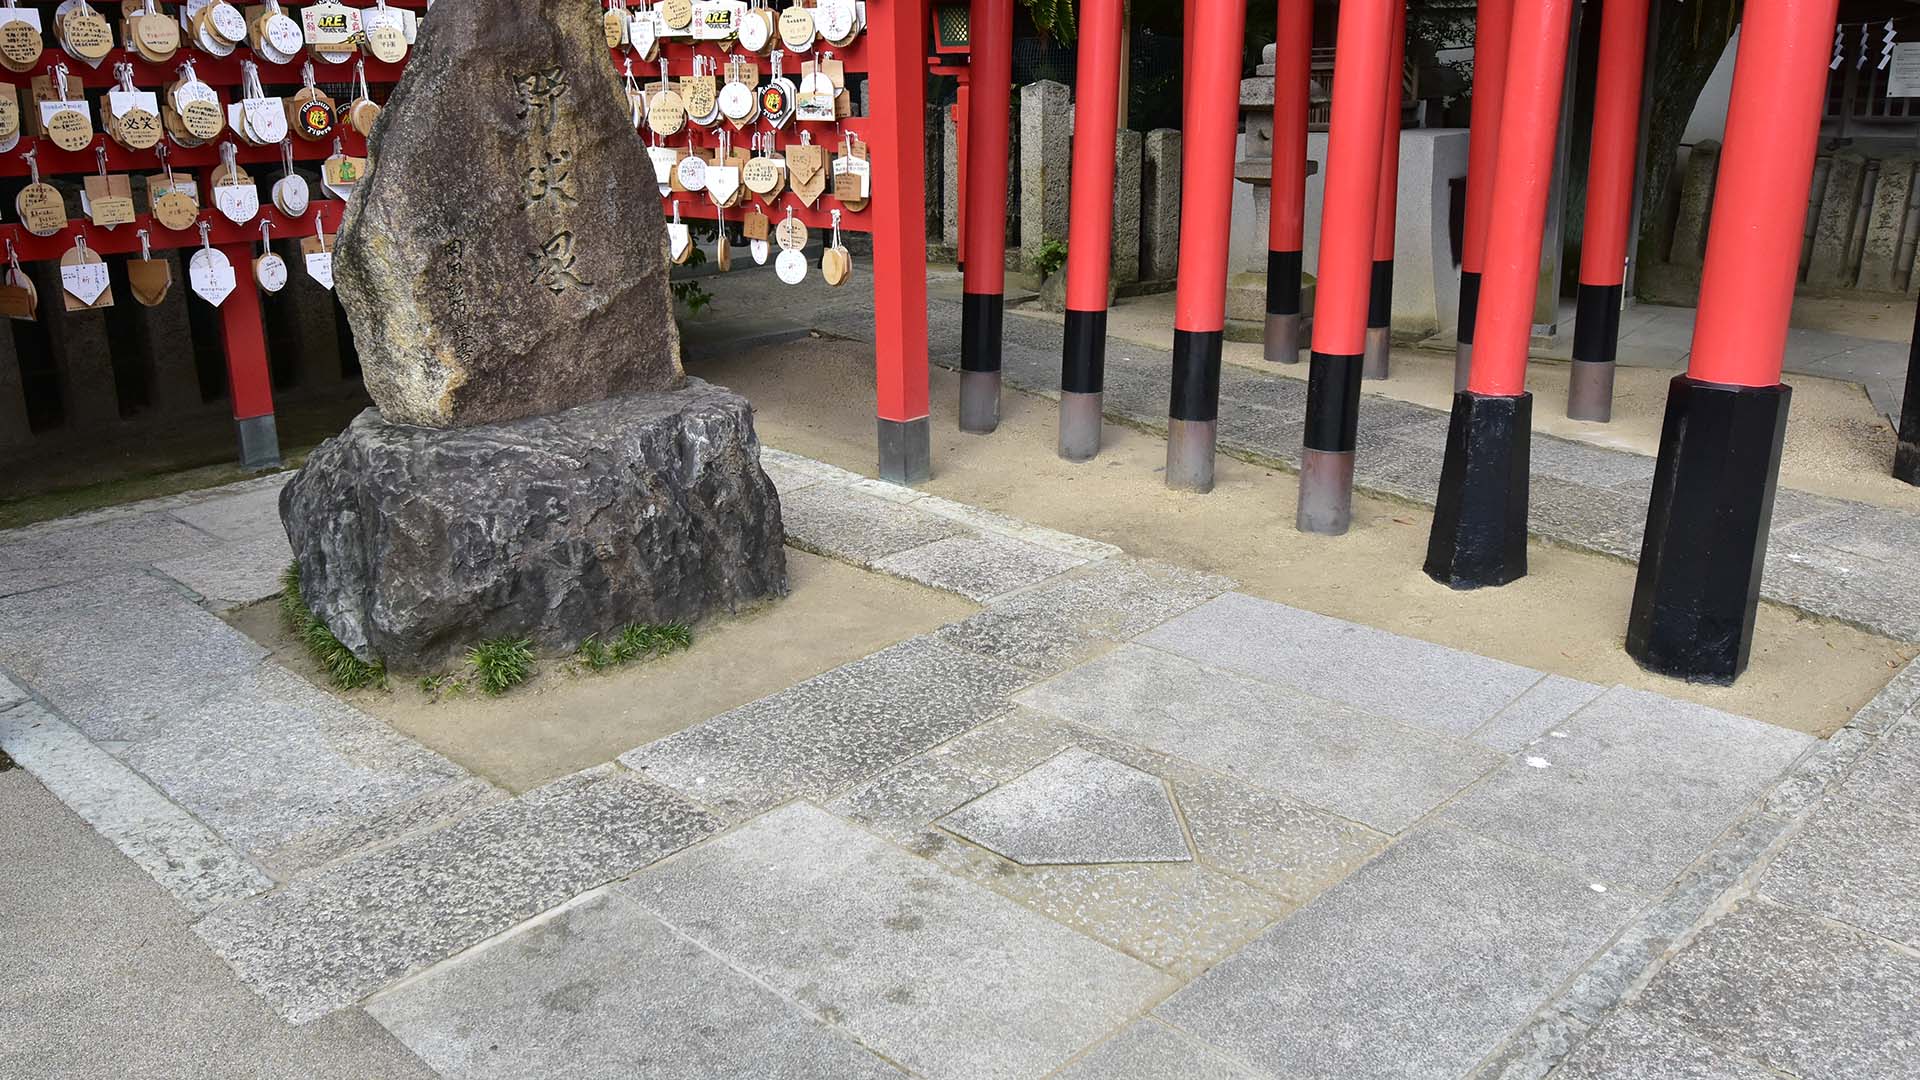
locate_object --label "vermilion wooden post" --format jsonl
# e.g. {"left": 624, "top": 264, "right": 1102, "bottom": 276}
{"left": 217, "top": 243, "right": 280, "bottom": 469}
{"left": 1455, "top": 0, "right": 1513, "bottom": 392}
{"left": 871, "top": 0, "right": 935, "bottom": 480}
{"left": 1057, "top": 0, "right": 1125, "bottom": 461}
{"left": 1263, "top": 0, "right": 1312, "bottom": 365}
{"left": 1628, "top": 0, "right": 1839, "bottom": 683}
{"left": 1362, "top": 1, "right": 1405, "bottom": 381}
{"left": 1424, "top": 0, "right": 1575, "bottom": 588}
{"left": 960, "top": 0, "right": 1013, "bottom": 433}
{"left": 1897, "top": 297, "right": 1920, "bottom": 484}
{"left": 1295, "top": 0, "right": 1392, "bottom": 532}
{"left": 1569, "top": 0, "right": 1650, "bottom": 422}
{"left": 1164, "top": 0, "right": 1249, "bottom": 492}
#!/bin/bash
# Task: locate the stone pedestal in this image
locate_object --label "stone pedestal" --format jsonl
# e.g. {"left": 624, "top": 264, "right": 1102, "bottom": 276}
{"left": 281, "top": 379, "right": 788, "bottom": 672}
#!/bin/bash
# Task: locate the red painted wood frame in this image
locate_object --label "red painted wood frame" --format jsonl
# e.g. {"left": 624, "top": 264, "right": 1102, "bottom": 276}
{"left": 0, "top": 1, "right": 429, "bottom": 464}
{"left": 637, "top": 0, "right": 932, "bottom": 480}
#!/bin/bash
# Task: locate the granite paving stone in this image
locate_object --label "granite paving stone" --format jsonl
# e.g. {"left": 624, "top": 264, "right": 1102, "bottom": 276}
{"left": 1840, "top": 719, "right": 1920, "bottom": 815}
{"left": 367, "top": 890, "right": 902, "bottom": 1079}
{"left": 1762, "top": 537, "right": 1920, "bottom": 642}
{"left": 1778, "top": 499, "right": 1920, "bottom": 565}
{"left": 167, "top": 482, "right": 290, "bottom": 544}
{"left": 758, "top": 452, "right": 829, "bottom": 495}
{"left": 1166, "top": 766, "right": 1387, "bottom": 905}
{"left": 0, "top": 573, "right": 268, "bottom": 744}
{"left": 0, "top": 512, "right": 216, "bottom": 597}
{"left": 1139, "top": 592, "right": 1542, "bottom": 737}
{"left": 0, "top": 701, "right": 273, "bottom": 913}
{"left": 937, "top": 558, "right": 1236, "bottom": 675}
{"left": 1845, "top": 660, "right": 1920, "bottom": 736}
{"left": 1440, "top": 687, "right": 1812, "bottom": 893}
{"left": 1016, "top": 643, "right": 1503, "bottom": 832}
{"left": 257, "top": 776, "right": 508, "bottom": 880}
{"left": 871, "top": 533, "right": 1086, "bottom": 602}
{"left": 908, "top": 827, "right": 1293, "bottom": 978}
{"left": 1469, "top": 673, "right": 1607, "bottom": 753}
{"left": 1633, "top": 899, "right": 1920, "bottom": 1080}
{"left": 122, "top": 665, "right": 474, "bottom": 856}
{"left": 1157, "top": 824, "right": 1638, "bottom": 1080}
{"left": 1528, "top": 434, "right": 1660, "bottom": 489}
{"left": 1553, "top": 1007, "right": 1784, "bottom": 1080}
{"left": 620, "top": 635, "right": 1031, "bottom": 818}
{"left": 1526, "top": 477, "right": 1651, "bottom": 559}
{"left": 1761, "top": 796, "right": 1920, "bottom": 948}
{"left": 1352, "top": 450, "right": 1445, "bottom": 505}
{"left": 194, "top": 764, "right": 720, "bottom": 1022}
{"left": 0, "top": 671, "right": 23, "bottom": 712}
{"left": 939, "top": 747, "right": 1189, "bottom": 865}
{"left": 153, "top": 534, "right": 294, "bottom": 609}
{"left": 778, "top": 484, "right": 965, "bottom": 565}
{"left": 906, "top": 494, "right": 1123, "bottom": 562}
{"left": 1053, "top": 1019, "right": 1269, "bottom": 1080}
{"left": 623, "top": 802, "right": 1174, "bottom": 1080}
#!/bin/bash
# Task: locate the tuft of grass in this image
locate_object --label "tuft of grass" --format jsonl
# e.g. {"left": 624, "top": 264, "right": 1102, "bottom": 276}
{"left": 575, "top": 621, "right": 693, "bottom": 672}
{"left": 418, "top": 672, "right": 467, "bottom": 701}
{"left": 467, "top": 638, "right": 535, "bottom": 696}
{"left": 282, "top": 560, "right": 387, "bottom": 691}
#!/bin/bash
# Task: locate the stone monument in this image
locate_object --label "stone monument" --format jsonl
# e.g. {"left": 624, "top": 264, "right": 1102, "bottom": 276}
{"left": 281, "top": 0, "right": 786, "bottom": 672}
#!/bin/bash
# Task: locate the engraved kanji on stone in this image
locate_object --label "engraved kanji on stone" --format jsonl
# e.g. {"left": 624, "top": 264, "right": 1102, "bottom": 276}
{"left": 529, "top": 230, "right": 592, "bottom": 293}
{"left": 515, "top": 67, "right": 569, "bottom": 134}
{"left": 524, "top": 150, "right": 577, "bottom": 208}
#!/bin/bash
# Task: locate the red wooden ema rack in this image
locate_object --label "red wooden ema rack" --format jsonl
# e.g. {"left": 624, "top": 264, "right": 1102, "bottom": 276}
{"left": 619, "top": 0, "right": 934, "bottom": 482}
{"left": 0, "top": 0, "right": 432, "bottom": 468}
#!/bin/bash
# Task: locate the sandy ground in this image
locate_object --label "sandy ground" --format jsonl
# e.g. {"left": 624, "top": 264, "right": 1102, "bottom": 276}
{"left": 231, "top": 550, "right": 975, "bottom": 793}
{"left": 696, "top": 338, "right": 1912, "bottom": 738}
{"left": 1077, "top": 295, "right": 1920, "bottom": 512}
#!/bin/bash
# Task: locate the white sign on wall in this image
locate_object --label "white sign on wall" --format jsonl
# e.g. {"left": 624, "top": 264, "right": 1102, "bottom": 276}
{"left": 1887, "top": 42, "right": 1920, "bottom": 97}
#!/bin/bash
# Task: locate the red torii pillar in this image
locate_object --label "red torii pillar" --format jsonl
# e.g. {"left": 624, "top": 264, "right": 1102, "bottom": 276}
{"left": 1165, "top": 0, "right": 1249, "bottom": 491}
{"left": 1627, "top": 0, "right": 1839, "bottom": 684}
{"left": 871, "top": 0, "right": 934, "bottom": 480}
{"left": 1057, "top": 0, "right": 1126, "bottom": 461}
{"left": 1455, "top": 0, "right": 1514, "bottom": 392}
{"left": 1263, "top": 0, "right": 1312, "bottom": 366}
{"left": 1296, "top": 0, "right": 1393, "bottom": 533}
{"left": 1363, "top": 2, "right": 1405, "bottom": 381}
{"left": 1568, "top": 0, "right": 1650, "bottom": 422}
{"left": 960, "top": 0, "right": 1014, "bottom": 434}
{"left": 1423, "top": 0, "right": 1575, "bottom": 587}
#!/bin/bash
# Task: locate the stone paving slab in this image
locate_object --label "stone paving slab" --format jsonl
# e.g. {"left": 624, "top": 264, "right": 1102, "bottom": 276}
{"left": 937, "top": 558, "right": 1236, "bottom": 676}
{"left": 621, "top": 635, "right": 1030, "bottom": 820}
{"left": 779, "top": 483, "right": 966, "bottom": 565}
{"left": 1138, "top": 592, "right": 1544, "bottom": 738}
{"left": 937, "top": 746, "right": 1190, "bottom": 865}
{"left": 1553, "top": 1007, "right": 1785, "bottom": 1080}
{"left": 1157, "top": 824, "right": 1638, "bottom": 1080}
{"left": 829, "top": 709, "right": 1379, "bottom": 976}
{"left": 165, "top": 483, "right": 288, "bottom": 544}
{"left": 1632, "top": 899, "right": 1920, "bottom": 1080}
{"left": 0, "top": 701, "right": 272, "bottom": 914}
{"left": 1839, "top": 719, "right": 1920, "bottom": 812}
{"left": 257, "top": 776, "right": 507, "bottom": 880}
{"left": 1760, "top": 796, "right": 1920, "bottom": 949}
{"left": 1016, "top": 643, "right": 1503, "bottom": 832}
{"left": 0, "top": 513, "right": 217, "bottom": 598}
{"left": 1441, "top": 687, "right": 1811, "bottom": 893}
{"left": 871, "top": 533, "right": 1088, "bottom": 603}
{"left": 623, "top": 802, "right": 1174, "bottom": 1080}
{"left": 195, "top": 765, "right": 720, "bottom": 1023}
{"left": 0, "top": 671, "right": 23, "bottom": 712}
{"left": 367, "top": 890, "right": 903, "bottom": 1079}
{"left": 1469, "top": 673, "right": 1607, "bottom": 753}
{"left": 122, "top": 666, "right": 474, "bottom": 858}
{"left": 1053, "top": 1019, "right": 1266, "bottom": 1080}
{"left": 153, "top": 535, "right": 293, "bottom": 610}
{"left": 0, "top": 573, "right": 268, "bottom": 745}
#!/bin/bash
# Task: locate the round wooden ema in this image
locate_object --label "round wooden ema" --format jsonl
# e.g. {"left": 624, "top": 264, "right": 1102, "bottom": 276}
{"left": 646, "top": 89, "right": 687, "bottom": 136}
{"left": 114, "top": 105, "right": 162, "bottom": 151}
{"left": 777, "top": 5, "right": 815, "bottom": 51}
{"left": 365, "top": 22, "right": 407, "bottom": 64}
{"left": 152, "top": 190, "right": 200, "bottom": 231}
{"left": 737, "top": 8, "right": 772, "bottom": 53}
{"left": 45, "top": 106, "right": 92, "bottom": 152}
{"left": 16, "top": 182, "right": 67, "bottom": 237}
{"left": 290, "top": 88, "right": 337, "bottom": 141}
{"left": 742, "top": 155, "right": 784, "bottom": 198}
{"left": 821, "top": 244, "right": 851, "bottom": 286}
{"left": 774, "top": 247, "right": 806, "bottom": 284}
{"left": 206, "top": 2, "right": 248, "bottom": 46}
{"left": 254, "top": 251, "right": 289, "bottom": 294}
{"left": 273, "top": 173, "right": 311, "bottom": 217}
{"left": 659, "top": 0, "right": 694, "bottom": 30}
{"left": 133, "top": 11, "right": 182, "bottom": 62}
{"left": 62, "top": 8, "right": 115, "bottom": 61}
{"left": 0, "top": 16, "right": 43, "bottom": 74}
{"left": 775, "top": 215, "right": 807, "bottom": 252}
{"left": 348, "top": 98, "right": 382, "bottom": 138}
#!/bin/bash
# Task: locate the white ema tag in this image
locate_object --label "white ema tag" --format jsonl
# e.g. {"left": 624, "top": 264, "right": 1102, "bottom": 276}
{"left": 666, "top": 222, "right": 692, "bottom": 261}
{"left": 61, "top": 261, "right": 109, "bottom": 305}
{"left": 795, "top": 77, "right": 835, "bottom": 122}
{"left": 833, "top": 155, "right": 871, "bottom": 198}
{"left": 189, "top": 248, "right": 237, "bottom": 306}
{"left": 244, "top": 98, "right": 288, "bottom": 143}
{"left": 775, "top": 247, "right": 806, "bottom": 284}
{"left": 108, "top": 90, "right": 161, "bottom": 119}
{"left": 675, "top": 154, "right": 707, "bottom": 192}
{"left": 214, "top": 183, "right": 260, "bottom": 224}
{"left": 305, "top": 250, "right": 335, "bottom": 290}
{"left": 706, "top": 166, "right": 740, "bottom": 205}
{"left": 255, "top": 253, "right": 289, "bottom": 293}
{"left": 648, "top": 146, "right": 678, "bottom": 187}
{"left": 630, "top": 12, "right": 659, "bottom": 54}
{"left": 817, "top": 0, "right": 856, "bottom": 41}
{"left": 750, "top": 238, "right": 769, "bottom": 265}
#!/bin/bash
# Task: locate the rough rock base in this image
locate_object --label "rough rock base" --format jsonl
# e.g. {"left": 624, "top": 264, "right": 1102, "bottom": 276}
{"left": 281, "top": 379, "right": 787, "bottom": 672}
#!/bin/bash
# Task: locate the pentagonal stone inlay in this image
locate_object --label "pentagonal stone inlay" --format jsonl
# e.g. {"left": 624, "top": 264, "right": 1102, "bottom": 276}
{"left": 939, "top": 747, "right": 1191, "bottom": 865}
